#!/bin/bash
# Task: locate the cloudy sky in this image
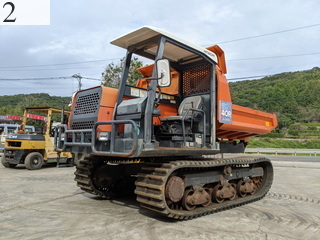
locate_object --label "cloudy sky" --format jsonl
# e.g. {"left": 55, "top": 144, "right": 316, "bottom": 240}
{"left": 0, "top": 0, "right": 319, "bottom": 96}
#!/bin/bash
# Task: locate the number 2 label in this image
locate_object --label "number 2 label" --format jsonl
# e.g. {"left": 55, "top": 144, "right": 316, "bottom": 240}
{"left": 0, "top": 0, "right": 50, "bottom": 25}
{"left": 3, "top": 2, "right": 16, "bottom": 22}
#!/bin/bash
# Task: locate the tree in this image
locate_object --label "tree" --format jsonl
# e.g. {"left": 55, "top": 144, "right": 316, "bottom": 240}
{"left": 101, "top": 57, "right": 144, "bottom": 88}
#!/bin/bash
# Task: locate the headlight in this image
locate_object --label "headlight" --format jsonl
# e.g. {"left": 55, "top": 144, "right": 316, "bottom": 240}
{"left": 98, "top": 131, "right": 110, "bottom": 141}
{"left": 61, "top": 133, "right": 66, "bottom": 141}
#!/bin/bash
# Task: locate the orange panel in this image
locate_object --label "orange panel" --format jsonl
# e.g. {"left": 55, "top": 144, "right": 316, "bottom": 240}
{"left": 153, "top": 103, "right": 178, "bottom": 125}
{"left": 136, "top": 64, "right": 179, "bottom": 125}
{"left": 206, "top": 45, "right": 227, "bottom": 74}
{"left": 136, "top": 65, "right": 179, "bottom": 95}
{"left": 216, "top": 68, "right": 232, "bottom": 103}
{"left": 100, "top": 86, "right": 118, "bottom": 107}
{"left": 99, "top": 85, "right": 178, "bottom": 128}
{"left": 217, "top": 104, "right": 278, "bottom": 140}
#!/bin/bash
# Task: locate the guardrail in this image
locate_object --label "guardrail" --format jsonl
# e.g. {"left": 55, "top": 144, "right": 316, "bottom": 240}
{"left": 54, "top": 120, "right": 139, "bottom": 158}
{"left": 245, "top": 148, "right": 320, "bottom": 156}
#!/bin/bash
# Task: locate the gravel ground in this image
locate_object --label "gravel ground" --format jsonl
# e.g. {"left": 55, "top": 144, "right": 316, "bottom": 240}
{"left": 0, "top": 155, "right": 319, "bottom": 240}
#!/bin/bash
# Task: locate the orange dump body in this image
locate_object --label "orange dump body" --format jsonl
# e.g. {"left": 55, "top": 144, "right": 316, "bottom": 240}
{"left": 217, "top": 104, "right": 278, "bottom": 140}
{"left": 214, "top": 56, "right": 277, "bottom": 140}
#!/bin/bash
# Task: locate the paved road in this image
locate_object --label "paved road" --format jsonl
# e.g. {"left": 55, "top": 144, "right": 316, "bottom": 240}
{"left": 225, "top": 153, "right": 320, "bottom": 162}
{"left": 0, "top": 156, "right": 319, "bottom": 240}
{"left": 245, "top": 148, "right": 320, "bottom": 155}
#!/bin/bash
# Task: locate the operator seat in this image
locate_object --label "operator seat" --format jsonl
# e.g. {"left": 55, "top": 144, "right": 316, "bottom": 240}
{"left": 159, "top": 95, "right": 206, "bottom": 147}
{"left": 160, "top": 96, "right": 203, "bottom": 122}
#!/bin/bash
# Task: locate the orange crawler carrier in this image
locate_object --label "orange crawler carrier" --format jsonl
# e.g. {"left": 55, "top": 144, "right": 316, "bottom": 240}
{"left": 55, "top": 26, "right": 277, "bottom": 219}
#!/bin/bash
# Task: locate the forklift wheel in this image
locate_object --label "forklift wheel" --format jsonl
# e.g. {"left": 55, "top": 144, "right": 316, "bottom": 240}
{"left": 25, "top": 152, "right": 44, "bottom": 170}
{"left": 1, "top": 155, "right": 17, "bottom": 168}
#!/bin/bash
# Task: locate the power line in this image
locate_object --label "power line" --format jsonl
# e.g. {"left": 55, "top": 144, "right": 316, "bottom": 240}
{"left": 0, "top": 68, "right": 318, "bottom": 93}
{"left": 0, "top": 58, "right": 120, "bottom": 69}
{"left": 228, "top": 52, "right": 320, "bottom": 61}
{"left": 0, "top": 75, "right": 265, "bottom": 83}
{"left": 224, "top": 65, "right": 319, "bottom": 81}
{"left": 1, "top": 62, "right": 318, "bottom": 83}
{"left": 0, "top": 52, "right": 318, "bottom": 73}
{"left": 228, "top": 67, "right": 318, "bottom": 81}
{"left": 0, "top": 69, "right": 311, "bottom": 83}
{"left": 81, "top": 77, "right": 101, "bottom": 81}
{"left": 0, "top": 75, "right": 101, "bottom": 81}
{"left": 229, "top": 61, "right": 319, "bottom": 77}
{"left": 205, "top": 23, "right": 320, "bottom": 45}
{"left": 0, "top": 76, "right": 71, "bottom": 81}
{"left": 0, "top": 66, "right": 100, "bottom": 72}
{"left": 228, "top": 75, "right": 268, "bottom": 81}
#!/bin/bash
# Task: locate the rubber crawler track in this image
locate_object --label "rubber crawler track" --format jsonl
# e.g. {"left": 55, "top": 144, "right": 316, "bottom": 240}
{"left": 74, "top": 158, "right": 138, "bottom": 198}
{"left": 135, "top": 157, "right": 273, "bottom": 219}
{"left": 74, "top": 159, "right": 110, "bottom": 198}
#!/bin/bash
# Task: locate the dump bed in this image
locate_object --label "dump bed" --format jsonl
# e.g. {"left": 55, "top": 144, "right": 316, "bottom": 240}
{"left": 217, "top": 104, "right": 278, "bottom": 140}
{"left": 214, "top": 62, "right": 278, "bottom": 141}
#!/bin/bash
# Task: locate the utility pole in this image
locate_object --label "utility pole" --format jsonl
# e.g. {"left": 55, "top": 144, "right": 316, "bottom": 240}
{"left": 72, "top": 74, "right": 82, "bottom": 90}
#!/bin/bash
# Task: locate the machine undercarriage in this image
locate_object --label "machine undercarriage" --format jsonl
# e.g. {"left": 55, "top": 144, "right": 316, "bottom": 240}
{"left": 74, "top": 156, "right": 273, "bottom": 219}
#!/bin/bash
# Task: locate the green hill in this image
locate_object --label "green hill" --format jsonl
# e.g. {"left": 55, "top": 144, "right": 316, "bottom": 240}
{"left": 0, "top": 93, "right": 71, "bottom": 117}
{"left": 229, "top": 67, "right": 320, "bottom": 129}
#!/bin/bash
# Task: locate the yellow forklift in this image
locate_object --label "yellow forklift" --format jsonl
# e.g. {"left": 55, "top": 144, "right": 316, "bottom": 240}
{"left": 2, "top": 107, "right": 73, "bottom": 170}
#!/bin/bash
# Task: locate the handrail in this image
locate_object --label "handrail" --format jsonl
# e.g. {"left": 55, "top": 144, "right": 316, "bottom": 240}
{"left": 54, "top": 120, "right": 139, "bottom": 157}
{"left": 54, "top": 124, "right": 93, "bottom": 151}
{"left": 54, "top": 124, "right": 67, "bottom": 152}
{"left": 181, "top": 108, "right": 206, "bottom": 147}
{"left": 91, "top": 120, "right": 138, "bottom": 157}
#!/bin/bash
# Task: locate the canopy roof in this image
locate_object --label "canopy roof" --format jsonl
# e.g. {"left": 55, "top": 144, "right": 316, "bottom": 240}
{"left": 111, "top": 26, "right": 217, "bottom": 64}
